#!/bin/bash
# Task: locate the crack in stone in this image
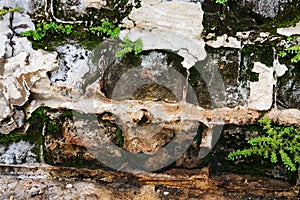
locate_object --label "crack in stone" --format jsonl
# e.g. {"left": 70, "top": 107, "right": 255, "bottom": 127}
{"left": 7, "top": 12, "right": 15, "bottom": 58}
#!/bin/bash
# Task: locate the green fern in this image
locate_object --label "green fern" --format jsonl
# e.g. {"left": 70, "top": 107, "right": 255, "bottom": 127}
{"left": 21, "top": 22, "right": 73, "bottom": 41}
{"left": 228, "top": 116, "right": 300, "bottom": 171}
{"left": 89, "top": 20, "right": 120, "bottom": 39}
{"left": 287, "top": 46, "right": 300, "bottom": 63}
{"left": 115, "top": 37, "right": 143, "bottom": 58}
{"left": 278, "top": 44, "right": 300, "bottom": 63}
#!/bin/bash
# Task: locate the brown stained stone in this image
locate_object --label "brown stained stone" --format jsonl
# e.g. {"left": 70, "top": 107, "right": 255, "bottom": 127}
{"left": 62, "top": 120, "right": 84, "bottom": 146}
{"left": 0, "top": 162, "right": 298, "bottom": 199}
{"left": 0, "top": 58, "right": 7, "bottom": 76}
{"left": 266, "top": 108, "right": 300, "bottom": 127}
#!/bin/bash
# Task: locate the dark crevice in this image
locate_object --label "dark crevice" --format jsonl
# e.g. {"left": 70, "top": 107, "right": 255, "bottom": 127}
{"left": 7, "top": 11, "right": 15, "bottom": 58}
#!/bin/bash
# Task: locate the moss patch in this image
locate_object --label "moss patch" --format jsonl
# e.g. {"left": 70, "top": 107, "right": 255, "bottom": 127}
{"left": 0, "top": 107, "right": 50, "bottom": 162}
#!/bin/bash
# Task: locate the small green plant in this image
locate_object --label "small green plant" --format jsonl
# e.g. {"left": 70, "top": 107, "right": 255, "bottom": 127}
{"left": 215, "top": 0, "right": 229, "bottom": 3}
{"left": 0, "top": 7, "right": 21, "bottom": 17}
{"left": 21, "top": 22, "right": 73, "bottom": 41}
{"left": 279, "top": 45, "right": 300, "bottom": 63}
{"left": 278, "top": 36, "right": 300, "bottom": 63}
{"left": 228, "top": 117, "right": 300, "bottom": 172}
{"left": 115, "top": 37, "right": 143, "bottom": 58}
{"left": 89, "top": 20, "right": 120, "bottom": 39}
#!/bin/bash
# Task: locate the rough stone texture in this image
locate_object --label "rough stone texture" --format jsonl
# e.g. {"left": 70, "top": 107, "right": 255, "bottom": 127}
{"left": 50, "top": 0, "right": 137, "bottom": 24}
{"left": 102, "top": 51, "right": 187, "bottom": 102}
{"left": 248, "top": 61, "right": 287, "bottom": 111}
{"left": 248, "top": 62, "right": 273, "bottom": 111}
{"left": 0, "top": 13, "right": 58, "bottom": 130}
{"left": 193, "top": 47, "right": 247, "bottom": 108}
{"left": 0, "top": 141, "right": 36, "bottom": 165}
{"left": 277, "top": 21, "right": 300, "bottom": 36}
{"left": 120, "top": 0, "right": 206, "bottom": 69}
{"left": 49, "top": 44, "right": 98, "bottom": 98}
{"left": 0, "top": 0, "right": 45, "bottom": 14}
{"left": 0, "top": 164, "right": 298, "bottom": 199}
{"left": 0, "top": 14, "right": 13, "bottom": 58}
{"left": 244, "top": 0, "right": 288, "bottom": 18}
{"left": 277, "top": 63, "right": 300, "bottom": 109}
{"left": 266, "top": 109, "right": 300, "bottom": 127}
{"left": 206, "top": 34, "right": 241, "bottom": 49}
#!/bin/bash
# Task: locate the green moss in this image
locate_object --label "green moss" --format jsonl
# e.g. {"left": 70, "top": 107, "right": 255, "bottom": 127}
{"left": 0, "top": 132, "right": 25, "bottom": 144}
{"left": 243, "top": 44, "right": 274, "bottom": 67}
{"left": 0, "top": 107, "right": 50, "bottom": 162}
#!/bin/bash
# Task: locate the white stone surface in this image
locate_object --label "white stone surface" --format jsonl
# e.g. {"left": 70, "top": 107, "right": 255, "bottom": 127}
{"left": 12, "top": 12, "right": 35, "bottom": 34}
{"left": 49, "top": 44, "right": 98, "bottom": 98}
{"left": 248, "top": 62, "right": 274, "bottom": 110}
{"left": 0, "top": 14, "right": 58, "bottom": 123}
{"left": 0, "top": 0, "right": 45, "bottom": 14}
{"left": 206, "top": 34, "right": 242, "bottom": 49}
{"left": 120, "top": 0, "right": 206, "bottom": 69}
{"left": 82, "top": 0, "right": 106, "bottom": 8}
{"left": 247, "top": 60, "right": 288, "bottom": 111}
{"left": 277, "top": 21, "right": 300, "bottom": 36}
{"left": 273, "top": 58, "right": 288, "bottom": 77}
{"left": 0, "top": 14, "right": 13, "bottom": 58}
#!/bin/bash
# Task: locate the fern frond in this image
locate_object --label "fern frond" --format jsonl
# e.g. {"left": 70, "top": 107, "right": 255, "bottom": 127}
{"left": 270, "top": 151, "right": 278, "bottom": 163}
{"left": 279, "top": 150, "right": 297, "bottom": 171}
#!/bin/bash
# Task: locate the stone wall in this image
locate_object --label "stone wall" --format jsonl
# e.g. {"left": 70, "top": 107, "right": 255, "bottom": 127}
{"left": 0, "top": 0, "right": 300, "bottom": 198}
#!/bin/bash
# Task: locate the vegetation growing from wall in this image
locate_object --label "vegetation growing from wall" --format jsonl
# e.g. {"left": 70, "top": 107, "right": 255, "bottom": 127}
{"left": 0, "top": 7, "right": 21, "bottom": 17}
{"left": 89, "top": 20, "right": 120, "bottom": 39}
{"left": 214, "top": 0, "right": 229, "bottom": 4}
{"left": 279, "top": 45, "right": 300, "bottom": 63}
{"left": 115, "top": 37, "right": 143, "bottom": 58}
{"left": 228, "top": 117, "right": 300, "bottom": 172}
{"left": 21, "top": 22, "right": 73, "bottom": 41}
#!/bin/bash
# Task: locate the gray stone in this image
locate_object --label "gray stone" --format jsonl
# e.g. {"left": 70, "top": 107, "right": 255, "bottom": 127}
{"left": 49, "top": 44, "right": 97, "bottom": 98}
{"left": 0, "top": 141, "right": 37, "bottom": 164}
{"left": 0, "top": 14, "right": 13, "bottom": 58}
{"left": 0, "top": 0, "right": 45, "bottom": 14}
{"left": 12, "top": 12, "right": 35, "bottom": 34}
{"left": 245, "top": 0, "right": 288, "bottom": 18}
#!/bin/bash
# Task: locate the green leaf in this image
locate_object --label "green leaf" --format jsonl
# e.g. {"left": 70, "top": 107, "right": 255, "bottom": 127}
{"left": 228, "top": 117, "right": 300, "bottom": 171}
{"left": 279, "top": 150, "right": 297, "bottom": 171}
{"left": 270, "top": 151, "right": 278, "bottom": 163}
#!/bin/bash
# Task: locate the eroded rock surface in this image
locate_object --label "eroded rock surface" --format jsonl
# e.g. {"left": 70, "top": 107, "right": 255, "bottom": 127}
{"left": 248, "top": 60, "right": 288, "bottom": 111}
{"left": 0, "top": 0, "right": 300, "bottom": 197}
{"left": 120, "top": 0, "right": 206, "bottom": 69}
{"left": 0, "top": 13, "right": 58, "bottom": 133}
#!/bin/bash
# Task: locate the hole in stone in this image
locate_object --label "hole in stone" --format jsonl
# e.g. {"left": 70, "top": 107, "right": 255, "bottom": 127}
{"left": 135, "top": 109, "right": 151, "bottom": 126}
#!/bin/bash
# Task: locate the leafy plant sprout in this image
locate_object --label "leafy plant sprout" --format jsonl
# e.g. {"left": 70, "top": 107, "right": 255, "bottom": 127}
{"left": 115, "top": 37, "right": 143, "bottom": 58}
{"left": 278, "top": 36, "right": 300, "bottom": 63}
{"left": 279, "top": 45, "right": 300, "bottom": 63}
{"left": 89, "top": 20, "right": 120, "bottom": 39}
{"left": 228, "top": 117, "right": 300, "bottom": 172}
{"left": 21, "top": 22, "right": 73, "bottom": 41}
